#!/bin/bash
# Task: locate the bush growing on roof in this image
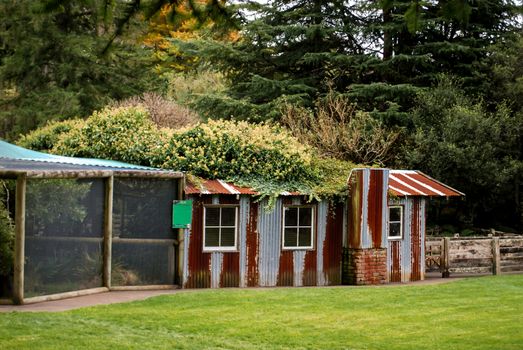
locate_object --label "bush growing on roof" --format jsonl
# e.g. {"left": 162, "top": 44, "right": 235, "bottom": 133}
{"left": 157, "top": 119, "right": 317, "bottom": 183}
{"left": 53, "top": 106, "right": 166, "bottom": 166}
{"left": 17, "top": 119, "right": 85, "bottom": 153}
{"left": 18, "top": 106, "right": 357, "bottom": 199}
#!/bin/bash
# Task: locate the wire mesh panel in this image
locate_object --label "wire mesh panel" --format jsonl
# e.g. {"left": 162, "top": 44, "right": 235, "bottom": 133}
{"left": 24, "top": 178, "right": 104, "bottom": 297}
{"left": 112, "top": 178, "right": 177, "bottom": 286}
{"left": 0, "top": 179, "right": 15, "bottom": 299}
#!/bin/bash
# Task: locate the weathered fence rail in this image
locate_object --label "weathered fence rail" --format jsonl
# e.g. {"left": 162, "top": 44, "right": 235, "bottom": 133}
{"left": 426, "top": 236, "right": 523, "bottom": 277}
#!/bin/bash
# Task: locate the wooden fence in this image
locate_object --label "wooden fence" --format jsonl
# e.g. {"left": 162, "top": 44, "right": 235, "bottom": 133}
{"left": 426, "top": 237, "right": 523, "bottom": 277}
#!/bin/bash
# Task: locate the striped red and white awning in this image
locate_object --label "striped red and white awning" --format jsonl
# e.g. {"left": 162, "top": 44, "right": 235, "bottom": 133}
{"left": 388, "top": 170, "right": 463, "bottom": 197}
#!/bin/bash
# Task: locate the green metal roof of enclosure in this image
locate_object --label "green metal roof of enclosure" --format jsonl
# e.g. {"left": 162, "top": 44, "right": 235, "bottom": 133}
{"left": 0, "top": 140, "right": 155, "bottom": 171}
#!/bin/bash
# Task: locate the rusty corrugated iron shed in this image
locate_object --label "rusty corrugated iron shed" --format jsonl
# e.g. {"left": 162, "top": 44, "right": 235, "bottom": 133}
{"left": 389, "top": 170, "right": 463, "bottom": 197}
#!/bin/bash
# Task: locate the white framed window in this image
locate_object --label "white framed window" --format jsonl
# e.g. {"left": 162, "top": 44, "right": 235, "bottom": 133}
{"left": 282, "top": 205, "right": 314, "bottom": 250}
{"left": 388, "top": 205, "right": 403, "bottom": 240}
{"left": 203, "top": 205, "right": 238, "bottom": 252}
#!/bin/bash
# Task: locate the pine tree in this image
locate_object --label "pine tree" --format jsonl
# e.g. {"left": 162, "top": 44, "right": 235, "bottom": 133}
{"left": 183, "top": 0, "right": 368, "bottom": 121}
{"left": 0, "top": 0, "right": 164, "bottom": 139}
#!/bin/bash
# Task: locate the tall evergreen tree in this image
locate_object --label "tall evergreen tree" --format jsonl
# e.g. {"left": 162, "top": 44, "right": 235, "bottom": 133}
{"left": 0, "top": 0, "right": 168, "bottom": 139}
{"left": 347, "top": 0, "right": 521, "bottom": 124}
{"left": 181, "top": 0, "right": 369, "bottom": 121}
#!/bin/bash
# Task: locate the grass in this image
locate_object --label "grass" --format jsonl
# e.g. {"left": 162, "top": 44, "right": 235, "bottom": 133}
{"left": 1, "top": 275, "right": 523, "bottom": 349}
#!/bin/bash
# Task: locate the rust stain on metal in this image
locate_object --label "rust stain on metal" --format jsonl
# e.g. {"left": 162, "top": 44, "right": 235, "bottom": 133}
{"left": 246, "top": 201, "right": 259, "bottom": 287}
{"left": 348, "top": 171, "right": 363, "bottom": 248}
{"left": 411, "top": 198, "right": 421, "bottom": 281}
{"left": 390, "top": 240, "right": 401, "bottom": 282}
{"left": 367, "top": 170, "right": 384, "bottom": 248}
{"left": 186, "top": 197, "right": 212, "bottom": 288}
{"left": 323, "top": 202, "right": 344, "bottom": 285}
{"left": 277, "top": 251, "right": 294, "bottom": 286}
{"left": 220, "top": 252, "right": 240, "bottom": 287}
{"left": 303, "top": 249, "right": 316, "bottom": 286}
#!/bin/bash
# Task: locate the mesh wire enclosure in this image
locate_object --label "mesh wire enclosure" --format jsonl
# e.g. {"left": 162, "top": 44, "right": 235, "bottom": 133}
{"left": 111, "top": 178, "right": 177, "bottom": 286}
{"left": 0, "top": 179, "right": 15, "bottom": 298}
{"left": 24, "top": 178, "right": 105, "bottom": 297}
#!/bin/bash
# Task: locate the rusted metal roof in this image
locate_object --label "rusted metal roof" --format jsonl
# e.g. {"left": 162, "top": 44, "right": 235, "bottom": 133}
{"left": 185, "top": 179, "right": 258, "bottom": 195}
{"left": 186, "top": 170, "right": 463, "bottom": 198}
{"left": 185, "top": 179, "right": 302, "bottom": 196}
{"left": 389, "top": 170, "right": 463, "bottom": 197}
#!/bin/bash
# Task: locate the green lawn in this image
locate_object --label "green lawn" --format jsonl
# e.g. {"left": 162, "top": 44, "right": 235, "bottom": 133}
{"left": 1, "top": 275, "right": 523, "bottom": 350}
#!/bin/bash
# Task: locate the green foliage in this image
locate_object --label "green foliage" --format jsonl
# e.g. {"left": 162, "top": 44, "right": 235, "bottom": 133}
{"left": 176, "top": 0, "right": 367, "bottom": 121}
{"left": 0, "top": 182, "right": 14, "bottom": 276}
{"left": 26, "top": 179, "right": 91, "bottom": 235}
{"left": 54, "top": 107, "right": 166, "bottom": 166}
{"left": 19, "top": 107, "right": 356, "bottom": 200}
{"left": 17, "top": 119, "right": 85, "bottom": 153}
{"left": 403, "top": 76, "right": 523, "bottom": 226}
{"left": 159, "top": 119, "right": 315, "bottom": 181}
{"left": 0, "top": 0, "right": 164, "bottom": 139}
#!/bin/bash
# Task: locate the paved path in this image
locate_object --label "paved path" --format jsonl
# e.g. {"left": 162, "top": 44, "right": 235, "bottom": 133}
{"left": 0, "top": 290, "right": 179, "bottom": 313}
{"left": 0, "top": 276, "right": 461, "bottom": 313}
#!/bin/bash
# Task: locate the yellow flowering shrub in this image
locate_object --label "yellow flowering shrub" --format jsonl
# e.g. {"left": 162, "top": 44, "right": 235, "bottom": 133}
{"left": 53, "top": 107, "right": 166, "bottom": 166}
{"left": 18, "top": 107, "right": 358, "bottom": 199}
{"left": 158, "top": 119, "right": 316, "bottom": 183}
{"left": 18, "top": 119, "right": 85, "bottom": 152}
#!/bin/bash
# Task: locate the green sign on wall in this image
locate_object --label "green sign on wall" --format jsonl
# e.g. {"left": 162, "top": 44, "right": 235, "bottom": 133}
{"left": 172, "top": 200, "right": 193, "bottom": 229}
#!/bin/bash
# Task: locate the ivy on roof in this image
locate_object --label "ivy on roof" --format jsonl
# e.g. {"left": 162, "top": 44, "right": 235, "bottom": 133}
{"left": 18, "top": 106, "right": 358, "bottom": 201}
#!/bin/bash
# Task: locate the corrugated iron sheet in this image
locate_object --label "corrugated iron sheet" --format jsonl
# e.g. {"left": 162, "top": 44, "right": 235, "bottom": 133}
{"left": 386, "top": 197, "right": 426, "bottom": 282}
{"left": 347, "top": 168, "right": 389, "bottom": 249}
{"left": 183, "top": 195, "right": 344, "bottom": 288}
{"left": 389, "top": 170, "right": 463, "bottom": 197}
{"left": 185, "top": 179, "right": 257, "bottom": 195}
{"left": 185, "top": 179, "right": 301, "bottom": 196}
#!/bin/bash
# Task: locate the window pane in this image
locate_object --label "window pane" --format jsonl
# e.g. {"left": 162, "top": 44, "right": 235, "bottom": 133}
{"left": 220, "top": 228, "right": 236, "bottom": 247}
{"left": 298, "top": 227, "right": 312, "bottom": 247}
{"left": 205, "top": 228, "right": 220, "bottom": 247}
{"left": 389, "top": 223, "right": 401, "bottom": 237}
{"left": 299, "top": 207, "right": 312, "bottom": 227}
{"left": 389, "top": 207, "right": 401, "bottom": 222}
{"left": 284, "top": 228, "right": 297, "bottom": 247}
{"left": 221, "top": 207, "right": 236, "bottom": 226}
{"left": 285, "top": 207, "right": 297, "bottom": 226}
{"left": 205, "top": 207, "right": 220, "bottom": 226}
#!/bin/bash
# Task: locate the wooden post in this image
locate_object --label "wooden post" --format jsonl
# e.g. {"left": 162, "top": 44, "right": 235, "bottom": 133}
{"left": 177, "top": 176, "right": 185, "bottom": 286}
{"left": 13, "top": 175, "right": 26, "bottom": 305}
{"left": 103, "top": 176, "right": 113, "bottom": 289}
{"left": 442, "top": 237, "right": 450, "bottom": 278}
{"left": 492, "top": 237, "right": 501, "bottom": 275}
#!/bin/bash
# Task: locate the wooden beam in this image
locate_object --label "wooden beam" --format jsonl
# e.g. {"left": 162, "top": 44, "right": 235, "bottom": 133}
{"left": 177, "top": 177, "right": 186, "bottom": 286}
{"left": 109, "top": 285, "right": 178, "bottom": 291}
{"left": 13, "top": 175, "right": 26, "bottom": 305}
{"left": 492, "top": 237, "right": 501, "bottom": 275}
{"left": 103, "top": 176, "right": 114, "bottom": 289}
{"left": 22, "top": 287, "right": 109, "bottom": 305}
{"left": 442, "top": 237, "right": 450, "bottom": 278}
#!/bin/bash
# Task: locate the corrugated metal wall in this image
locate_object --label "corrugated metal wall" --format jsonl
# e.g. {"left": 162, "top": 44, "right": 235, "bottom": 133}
{"left": 386, "top": 197, "right": 425, "bottom": 282}
{"left": 184, "top": 195, "right": 345, "bottom": 288}
{"left": 347, "top": 168, "right": 389, "bottom": 249}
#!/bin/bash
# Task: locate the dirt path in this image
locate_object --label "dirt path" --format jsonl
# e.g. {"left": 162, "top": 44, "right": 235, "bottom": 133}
{"left": 0, "top": 276, "right": 462, "bottom": 313}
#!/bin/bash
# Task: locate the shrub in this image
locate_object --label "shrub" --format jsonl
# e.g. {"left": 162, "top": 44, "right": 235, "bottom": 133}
{"left": 111, "top": 92, "right": 200, "bottom": 129}
{"left": 17, "top": 119, "right": 85, "bottom": 152}
{"left": 282, "top": 92, "right": 401, "bottom": 165}
{"left": 54, "top": 106, "right": 166, "bottom": 166}
{"left": 158, "top": 119, "right": 317, "bottom": 183}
